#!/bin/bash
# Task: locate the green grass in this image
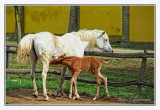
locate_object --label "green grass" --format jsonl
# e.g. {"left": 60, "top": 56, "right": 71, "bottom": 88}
{"left": 6, "top": 40, "right": 17, "bottom": 44}
{"left": 6, "top": 54, "right": 154, "bottom": 102}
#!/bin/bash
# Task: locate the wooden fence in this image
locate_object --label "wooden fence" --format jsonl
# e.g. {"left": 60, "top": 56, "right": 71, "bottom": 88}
{"left": 6, "top": 43, "right": 154, "bottom": 99}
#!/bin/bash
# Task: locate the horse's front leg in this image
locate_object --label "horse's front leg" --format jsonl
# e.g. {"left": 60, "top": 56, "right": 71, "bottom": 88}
{"left": 56, "top": 66, "right": 68, "bottom": 96}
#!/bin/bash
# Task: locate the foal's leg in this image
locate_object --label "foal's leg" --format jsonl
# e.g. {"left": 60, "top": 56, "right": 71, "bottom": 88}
{"left": 29, "top": 50, "right": 38, "bottom": 97}
{"left": 98, "top": 72, "right": 110, "bottom": 99}
{"left": 73, "top": 78, "right": 80, "bottom": 100}
{"left": 69, "top": 72, "right": 79, "bottom": 99}
{"left": 93, "top": 73, "right": 101, "bottom": 100}
{"left": 56, "top": 66, "right": 68, "bottom": 96}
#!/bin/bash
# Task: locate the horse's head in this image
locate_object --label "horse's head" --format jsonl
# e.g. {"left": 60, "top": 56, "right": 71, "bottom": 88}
{"left": 96, "top": 31, "right": 113, "bottom": 53}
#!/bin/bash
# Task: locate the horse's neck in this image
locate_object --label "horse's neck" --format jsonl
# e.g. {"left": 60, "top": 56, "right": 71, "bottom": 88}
{"left": 73, "top": 31, "right": 98, "bottom": 49}
{"left": 56, "top": 35, "right": 85, "bottom": 56}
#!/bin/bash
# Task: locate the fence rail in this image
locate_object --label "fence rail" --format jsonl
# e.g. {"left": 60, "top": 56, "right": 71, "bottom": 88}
{"left": 6, "top": 43, "right": 17, "bottom": 47}
{"left": 6, "top": 69, "right": 154, "bottom": 88}
{"left": 6, "top": 43, "right": 154, "bottom": 99}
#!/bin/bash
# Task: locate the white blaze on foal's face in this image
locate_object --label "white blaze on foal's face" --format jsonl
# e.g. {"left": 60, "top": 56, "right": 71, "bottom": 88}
{"left": 96, "top": 32, "right": 113, "bottom": 53}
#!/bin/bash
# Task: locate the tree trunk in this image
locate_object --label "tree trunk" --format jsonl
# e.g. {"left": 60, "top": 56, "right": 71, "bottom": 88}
{"left": 14, "top": 6, "right": 24, "bottom": 42}
{"left": 68, "top": 6, "right": 78, "bottom": 33}
{"left": 121, "top": 6, "right": 130, "bottom": 48}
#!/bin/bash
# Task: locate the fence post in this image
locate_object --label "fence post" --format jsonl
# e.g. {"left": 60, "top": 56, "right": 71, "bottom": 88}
{"left": 135, "top": 50, "right": 147, "bottom": 99}
{"left": 6, "top": 47, "right": 12, "bottom": 80}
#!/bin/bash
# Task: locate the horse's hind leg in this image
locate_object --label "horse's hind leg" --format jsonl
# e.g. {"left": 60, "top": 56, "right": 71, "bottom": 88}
{"left": 40, "top": 52, "right": 52, "bottom": 101}
{"left": 41, "top": 60, "right": 49, "bottom": 101}
{"left": 29, "top": 50, "right": 38, "bottom": 97}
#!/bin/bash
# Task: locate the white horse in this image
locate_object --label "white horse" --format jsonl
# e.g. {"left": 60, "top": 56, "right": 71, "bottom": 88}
{"left": 16, "top": 29, "right": 113, "bottom": 101}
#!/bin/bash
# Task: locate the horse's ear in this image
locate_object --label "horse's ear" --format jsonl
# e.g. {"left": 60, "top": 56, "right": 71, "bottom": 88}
{"left": 97, "top": 31, "right": 105, "bottom": 39}
{"left": 102, "top": 31, "right": 105, "bottom": 35}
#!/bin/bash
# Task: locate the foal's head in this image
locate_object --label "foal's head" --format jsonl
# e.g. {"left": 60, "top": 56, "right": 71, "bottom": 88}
{"left": 50, "top": 54, "right": 66, "bottom": 64}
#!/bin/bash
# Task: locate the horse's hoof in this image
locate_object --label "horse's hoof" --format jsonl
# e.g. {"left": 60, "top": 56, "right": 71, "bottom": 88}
{"left": 56, "top": 93, "right": 62, "bottom": 97}
{"left": 43, "top": 97, "right": 49, "bottom": 101}
{"left": 107, "top": 93, "right": 110, "bottom": 99}
{"left": 76, "top": 97, "right": 82, "bottom": 100}
{"left": 56, "top": 91, "right": 65, "bottom": 97}
{"left": 32, "top": 93, "right": 38, "bottom": 98}
{"left": 61, "top": 91, "right": 67, "bottom": 97}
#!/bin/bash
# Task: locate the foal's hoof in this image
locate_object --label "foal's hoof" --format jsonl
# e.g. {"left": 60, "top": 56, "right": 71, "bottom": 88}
{"left": 72, "top": 96, "right": 77, "bottom": 100}
{"left": 93, "top": 97, "right": 97, "bottom": 100}
{"left": 73, "top": 95, "right": 82, "bottom": 100}
{"left": 69, "top": 95, "right": 72, "bottom": 99}
{"left": 93, "top": 97, "right": 99, "bottom": 101}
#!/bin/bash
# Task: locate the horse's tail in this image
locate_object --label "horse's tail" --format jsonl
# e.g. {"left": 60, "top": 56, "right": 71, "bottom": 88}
{"left": 16, "top": 34, "right": 36, "bottom": 62}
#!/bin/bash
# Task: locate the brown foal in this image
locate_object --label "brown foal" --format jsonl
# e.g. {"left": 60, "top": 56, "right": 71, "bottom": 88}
{"left": 50, "top": 54, "right": 110, "bottom": 100}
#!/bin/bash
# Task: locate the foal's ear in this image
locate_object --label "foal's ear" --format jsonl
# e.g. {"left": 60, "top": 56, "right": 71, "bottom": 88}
{"left": 63, "top": 53, "right": 66, "bottom": 57}
{"left": 60, "top": 53, "right": 66, "bottom": 58}
{"left": 97, "top": 31, "right": 105, "bottom": 39}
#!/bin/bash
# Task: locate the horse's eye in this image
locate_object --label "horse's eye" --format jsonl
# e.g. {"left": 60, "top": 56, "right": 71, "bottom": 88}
{"left": 106, "top": 39, "right": 107, "bottom": 41}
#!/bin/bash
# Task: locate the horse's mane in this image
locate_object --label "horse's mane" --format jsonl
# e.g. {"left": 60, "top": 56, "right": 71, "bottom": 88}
{"left": 72, "top": 29, "right": 108, "bottom": 49}
{"left": 50, "top": 33, "right": 61, "bottom": 50}
{"left": 51, "top": 29, "right": 109, "bottom": 55}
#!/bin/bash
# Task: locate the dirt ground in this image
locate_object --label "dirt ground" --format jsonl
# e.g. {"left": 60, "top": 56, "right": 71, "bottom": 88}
{"left": 6, "top": 88, "right": 153, "bottom": 105}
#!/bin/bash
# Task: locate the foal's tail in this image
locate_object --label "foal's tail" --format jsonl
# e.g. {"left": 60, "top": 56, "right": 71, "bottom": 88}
{"left": 100, "top": 59, "right": 110, "bottom": 63}
{"left": 16, "top": 34, "right": 36, "bottom": 62}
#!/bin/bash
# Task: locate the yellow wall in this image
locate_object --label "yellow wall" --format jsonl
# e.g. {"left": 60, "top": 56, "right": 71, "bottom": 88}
{"left": 6, "top": 6, "right": 122, "bottom": 36}
{"left": 6, "top": 6, "right": 70, "bottom": 34}
{"left": 6, "top": 6, "right": 15, "bottom": 33}
{"left": 24, "top": 6, "right": 70, "bottom": 34}
{"left": 79, "top": 6, "right": 122, "bottom": 36}
{"left": 6, "top": 6, "right": 154, "bottom": 43}
{"left": 130, "top": 6, "right": 154, "bottom": 42}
